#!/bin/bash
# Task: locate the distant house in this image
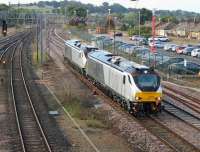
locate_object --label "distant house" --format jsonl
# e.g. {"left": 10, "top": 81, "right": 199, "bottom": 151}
{"left": 173, "top": 22, "right": 190, "bottom": 37}
{"left": 170, "top": 22, "right": 200, "bottom": 39}
{"left": 96, "top": 16, "right": 115, "bottom": 34}
{"left": 96, "top": 19, "right": 108, "bottom": 34}
{"left": 96, "top": 26, "right": 107, "bottom": 34}
{"left": 188, "top": 23, "right": 200, "bottom": 40}
{"left": 156, "top": 22, "right": 176, "bottom": 36}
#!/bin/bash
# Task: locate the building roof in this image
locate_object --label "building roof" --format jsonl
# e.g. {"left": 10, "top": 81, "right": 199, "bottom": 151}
{"left": 174, "top": 22, "right": 200, "bottom": 32}
{"left": 157, "top": 22, "right": 176, "bottom": 30}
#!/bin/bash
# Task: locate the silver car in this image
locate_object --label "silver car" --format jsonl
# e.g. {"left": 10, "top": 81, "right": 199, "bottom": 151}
{"left": 172, "top": 45, "right": 179, "bottom": 52}
{"left": 164, "top": 44, "right": 176, "bottom": 51}
{"left": 191, "top": 48, "right": 200, "bottom": 57}
{"left": 182, "top": 47, "right": 195, "bottom": 55}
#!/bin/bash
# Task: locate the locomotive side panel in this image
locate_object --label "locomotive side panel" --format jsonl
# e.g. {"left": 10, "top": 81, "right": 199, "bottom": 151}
{"left": 87, "top": 56, "right": 133, "bottom": 101}
{"left": 65, "top": 44, "right": 72, "bottom": 61}
{"left": 65, "top": 42, "right": 87, "bottom": 69}
{"left": 87, "top": 58, "right": 105, "bottom": 84}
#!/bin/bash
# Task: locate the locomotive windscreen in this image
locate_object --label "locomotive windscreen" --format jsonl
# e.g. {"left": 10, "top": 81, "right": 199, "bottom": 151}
{"left": 133, "top": 74, "right": 160, "bottom": 91}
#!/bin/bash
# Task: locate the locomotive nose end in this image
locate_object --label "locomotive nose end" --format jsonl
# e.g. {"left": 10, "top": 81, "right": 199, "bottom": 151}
{"left": 135, "top": 92, "right": 162, "bottom": 102}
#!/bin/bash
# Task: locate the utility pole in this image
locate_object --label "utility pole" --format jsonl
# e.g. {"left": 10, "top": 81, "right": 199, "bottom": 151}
{"left": 44, "top": 14, "right": 47, "bottom": 63}
{"left": 36, "top": 15, "right": 39, "bottom": 62}
{"left": 40, "top": 15, "right": 43, "bottom": 64}
{"left": 108, "top": 9, "right": 111, "bottom": 34}
{"left": 151, "top": 9, "right": 157, "bottom": 68}
{"left": 86, "top": 9, "right": 89, "bottom": 18}
{"left": 24, "top": 14, "right": 25, "bottom": 28}
{"left": 113, "top": 17, "right": 117, "bottom": 55}
{"left": 139, "top": 10, "right": 141, "bottom": 36}
{"left": 65, "top": 7, "right": 67, "bottom": 23}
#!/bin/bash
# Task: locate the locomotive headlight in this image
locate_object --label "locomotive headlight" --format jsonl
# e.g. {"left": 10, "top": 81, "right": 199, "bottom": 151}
{"left": 156, "top": 97, "right": 161, "bottom": 101}
{"left": 135, "top": 96, "right": 141, "bottom": 100}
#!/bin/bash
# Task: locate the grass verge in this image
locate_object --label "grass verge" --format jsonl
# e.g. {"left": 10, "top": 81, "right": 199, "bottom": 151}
{"left": 63, "top": 94, "right": 111, "bottom": 129}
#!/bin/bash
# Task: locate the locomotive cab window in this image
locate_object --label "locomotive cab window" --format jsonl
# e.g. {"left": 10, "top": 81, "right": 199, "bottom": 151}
{"left": 123, "top": 75, "right": 126, "bottom": 84}
{"left": 128, "top": 75, "right": 132, "bottom": 84}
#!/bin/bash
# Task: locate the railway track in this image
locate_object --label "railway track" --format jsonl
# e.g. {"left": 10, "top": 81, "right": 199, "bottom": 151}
{"left": 0, "top": 32, "right": 25, "bottom": 49}
{"left": 51, "top": 28, "right": 200, "bottom": 152}
{"left": 0, "top": 34, "right": 24, "bottom": 152}
{"left": 139, "top": 116, "right": 199, "bottom": 152}
{"left": 10, "top": 35, "right": 52, "bottom": 152}
{"left": 163, "top": 100, "right": 200, "bottom": 130}
{"left": 164, "top": 86, "right": 200, "bottom": 115}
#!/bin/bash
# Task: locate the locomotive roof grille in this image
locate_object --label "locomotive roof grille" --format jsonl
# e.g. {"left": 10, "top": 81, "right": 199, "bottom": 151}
{"left": 88, "top": 50, "right": 149, "bottom": 72}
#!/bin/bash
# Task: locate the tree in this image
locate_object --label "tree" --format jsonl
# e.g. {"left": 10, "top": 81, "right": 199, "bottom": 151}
{"left": 37, "top": 1, "right": 45, "bottom": 7}
{"left": 110, "top": 4, "right": 128, "bottom": 13}
{"left": 140, "top": 8, "right": 152, "bottom": 25}
{"left": 0, "top": 4, "right": 9, "bottom": 11}
{"left": 66, "top": 5, "right": 87, "bottom": 18}
{"left": 123, "top": 12, "right": 138, "bottom": 27}
{"left": 128, "top": 26, "right": 151, "bottom": 37}
{"left": 160, "top": 16, "right": 178, "bottom": 23}
{"left": 102, "top": 2, "right": 109, "bottom": 7}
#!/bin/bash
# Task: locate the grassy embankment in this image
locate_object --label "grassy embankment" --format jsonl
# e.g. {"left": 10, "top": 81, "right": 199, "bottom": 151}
{"left": 63, "top": 87, "right": 111, "bottom": 129}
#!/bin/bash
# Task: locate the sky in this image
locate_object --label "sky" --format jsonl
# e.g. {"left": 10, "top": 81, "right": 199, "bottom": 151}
{"left": 1, "top": 0, "right": 200, "bottom": 13}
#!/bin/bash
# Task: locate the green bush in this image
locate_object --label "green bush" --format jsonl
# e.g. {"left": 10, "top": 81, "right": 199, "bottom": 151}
{"left": 128, "top": 26, "right": 152, "bottom": 38}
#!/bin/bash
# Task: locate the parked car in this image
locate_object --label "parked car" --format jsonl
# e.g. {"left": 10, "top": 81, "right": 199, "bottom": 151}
{"left": 114, "top": 32, "right": 123, "bottom": 37}
{"left": 157, "top": 36, "right": 169, "bottom": 42}
{"left": 164, "top": 44, "right": 176, "bottom": 51}
{"left": 124, "top": 46, "right": 139, "bottom": 54}
{"left": 182, "top": 47, "right": 196, "bottom": 55}
{"left": 135, "top": 47, "right": 150, "bottom": 54}
{"left": 148, "top": 37, "right": 159, "bottom": 41}
{"left": 149, "top": 41, "right": 164, "bottom": 48}
{"left": 131, "top": 35, "right": 145, "bottom": 41}
{"left": 118, "top": 43, "right": 129, "bottom": 50}
{"left": 176, "top": 46, "right": 186, "bottom": 54}
{"left": 115, "top": 42, "right": 124, "bottom": 48}
{"left": 191, "top": 48, "right": 200, "bottom": 57}
{"left": 148, "top": 36, "right": 169, "bottom": 42}
{"left": 172, "top": 45, "right": 179, "bottom": 52}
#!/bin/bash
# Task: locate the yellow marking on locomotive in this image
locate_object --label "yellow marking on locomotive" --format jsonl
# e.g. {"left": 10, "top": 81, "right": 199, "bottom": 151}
{"left": 135, "top": 92, "right": 162, "bottom": 102}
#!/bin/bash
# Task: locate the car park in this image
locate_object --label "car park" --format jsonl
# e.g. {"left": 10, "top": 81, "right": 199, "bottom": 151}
{"left": 148, "top": 37, "right": 158, "bottom": 41}
{"left": 114, "top": 32, "right": 123, "bottom": 37}
{"left": 164, "top": 44, "right": 177, "bottom": 51}
{"left": 149, "top": 41, "right": 164, "bottom": 48}
{"left": 119, "top": 44, "right": 137, "bottom": 53}
{"left": 176, "top": 46, "right": 186, "bottom": 54}
{"left": 118, "top": 43, "right": 129, "bottom": 50}
{"left": 182, "top": 47, "right": 196, "bottom": 55}
{"left": 156, "top": 36, "right": 169, "bottom": 42}
{"left": 148, "top": 36, "right": 169, "bottom": 42}
{"left": 124, "top": 46, "right": 139, "bottom": 54}
{"left": 172, "top": 45, "right": 179, "bottom": 52}
{"left": 191, "top": 48, "right": 200, "bottom": 57}
{"left": 115, "top": 41, "right": 126, "bottom": 47}
{"left": 131, "top": 35, "right": 145, "bottom": 41}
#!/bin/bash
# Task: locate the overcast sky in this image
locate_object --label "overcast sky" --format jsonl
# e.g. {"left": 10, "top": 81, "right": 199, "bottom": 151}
{"left": 1, "top": 0, "right": 200, "bottom": 13}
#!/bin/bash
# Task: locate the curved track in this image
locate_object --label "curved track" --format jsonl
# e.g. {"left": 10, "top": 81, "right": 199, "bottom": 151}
{"left": 9, "top": 35, "right": 52, "bottom": 152}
